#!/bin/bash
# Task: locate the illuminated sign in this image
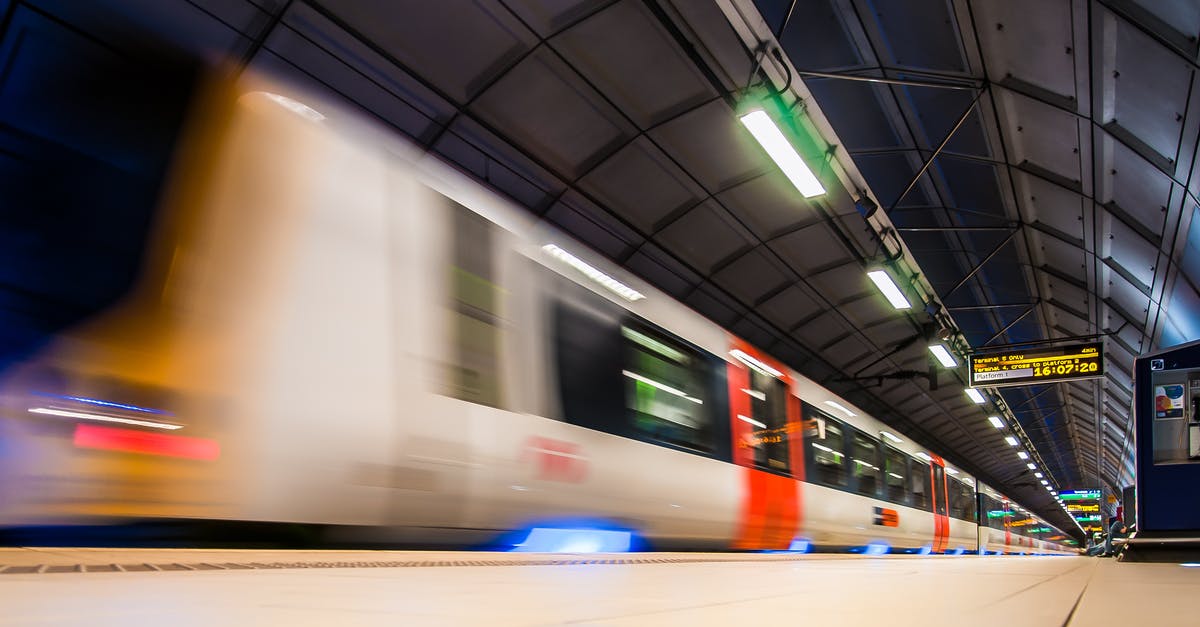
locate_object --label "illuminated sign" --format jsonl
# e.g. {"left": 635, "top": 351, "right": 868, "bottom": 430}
{"left": 873, "top": 506, "right": 899, "bottom": 527}
{"left": 1066, "top": 504, "right": 1100, "bottom": 513}
{"left": 969, "top": 342, "right": 1104, "bottom": 388}
{"left": 1059, "top": 490, "right": 1101, "bottom": 501}
{"left": 1074, "top": 514, "right": 1102, "bottom": 522}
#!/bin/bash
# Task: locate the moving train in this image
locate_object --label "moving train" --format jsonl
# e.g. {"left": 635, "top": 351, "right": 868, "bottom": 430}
{"left": 0, "top": 75, "right": 1076, "bottom": 555}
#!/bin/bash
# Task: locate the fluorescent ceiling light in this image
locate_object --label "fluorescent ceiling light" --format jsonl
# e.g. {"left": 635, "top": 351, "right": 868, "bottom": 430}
{"left": 880, "top": 431, "right": 902, "bottom": 443}
{"left": 916, "top": 452, "right": 932, "bottom": 461}
{"left": 738, "top": 109, "right": 825, "bottom": 198}
{"left": 730, "top": 349, "right": 782, "bottom": 378}
{"left": 1040, "top": 480, "right": 1049, "bottom": 485}
{"left": 28, "top": 407, "right": 182, "bottom": 430}
{"left": 543, "top": 244, "right": 645, "bottom": 301}
{"left": 929, "top": 344, "right": 957, "bottom": 368}
{"left": 1027, "top": 463, "right": 1037, "bottom": 470}
{"left": 1004, "top": 435, "right": 1019, "bottom": 446}
{"left": 866, "top": 270, "right": 911, "bottom": 309}
{"left": 1034, "top": 472, "right": 1044, "bottom": 478}
{"left": 988, "top": 416, "right": 1004, "bottom": 429}
{"left": 824, "top": 400, "right": 856, "bottom": 417}
{"left": 737, "top": 414, "right": 767, "bottom": 429}
{"left": 945, "top": 467, "right": 959, "bottom": 475}
{"left": 965, "top": 388, "right": 986, "bottom": 404}
{"left": 622, "top": 370, "right": 702, "bottom": 404}
{"left": 1017, "top": 451, "right": 1029, "bottom": 460}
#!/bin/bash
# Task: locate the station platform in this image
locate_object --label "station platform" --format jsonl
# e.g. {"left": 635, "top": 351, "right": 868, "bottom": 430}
{"left": 0, "top": 549, "right": 1191, "bottom": 625}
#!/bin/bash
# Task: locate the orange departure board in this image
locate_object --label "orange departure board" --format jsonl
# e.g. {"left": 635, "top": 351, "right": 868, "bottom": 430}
{"left": 969, "top": 342, "right": 1104, "bottom": 388}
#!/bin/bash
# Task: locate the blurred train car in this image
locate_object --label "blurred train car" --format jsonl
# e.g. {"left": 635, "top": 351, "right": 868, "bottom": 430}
{"left": 0, "top": 75, "right": 1075, "bottom": 554}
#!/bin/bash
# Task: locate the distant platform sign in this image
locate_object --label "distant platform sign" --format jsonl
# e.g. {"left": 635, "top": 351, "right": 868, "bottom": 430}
{"left": 1059, "top": 489, "right": 1101, "bottom": 501}
{"left": 969, "top": 342, "right": 1104, "bottom": 388}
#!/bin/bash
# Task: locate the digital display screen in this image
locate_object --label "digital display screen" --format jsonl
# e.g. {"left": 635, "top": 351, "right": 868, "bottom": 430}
{"left": 969, "top": 342, "right": 1104, "bottom": 388}
{"left": 1059, "top": 489, "right": 1101, "bottom": 500}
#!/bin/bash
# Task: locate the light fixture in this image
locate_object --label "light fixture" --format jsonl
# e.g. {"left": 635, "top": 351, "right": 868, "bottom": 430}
{"left": 824, "top": 400, "right": 856, "bottom": 417}
{"left": 1040, "top": 480, "right": 1049, "bottom": 485}
{"left": 1017, "top": 451, "right": 1029, "bottom": 460}
{"left": 916, "top": 452, "right": 933, "bottom": 461}
{"left": 1004, "top": 436, "right": 1019, "bottom": 446}
{"left": 730, "top": 349, "right": 783, "bottom": 378}
{"left": 1027, "top": 463, "right": 1037, "bottom": 470}
{"left": 1034, "top": 472, "right": 1044, "bottom": 478}
{"left": 543, "top": 244, "right": 645, "bottom": 301}
{"left": 965, "top": 388, "right": 986, "bottom": 404}
{"left": 738, "top": 109, "right": 825, "bottom": 197}
{"left": 945, "top": 467, "right": 959, "bottom": 475}
{"left": 929, "top": 344, "right": 957, "bottom": 368}
{"left": 988, "top": 416, "right": 1004, "bottom": 429}
{"left": 866, "top": 269, "right": 912, "bottom": 310}
{"left": 28, "top": 407, "right": 182, "bottom": 431}
{"left": 880, "top": 431, "right": 902, "bottom": 444}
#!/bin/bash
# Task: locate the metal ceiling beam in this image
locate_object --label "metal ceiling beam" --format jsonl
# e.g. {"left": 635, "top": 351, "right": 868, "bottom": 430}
{"left": 795, "top": 69, "right": 978, "bottom": 91}
{"left": 981, "top": 304, "right": 1037, "bottom": 346}
{"left": 897, "top": 226, "right": 1016, "bottom": 232}
{"left": 886, "top": 86, "right": 988, "bottom": 212}
{"left": 940, "top": 228, "right": 1019, "bottom": 300}
{"left": 946, "top": 301, "right": 1038, "bottom": 311}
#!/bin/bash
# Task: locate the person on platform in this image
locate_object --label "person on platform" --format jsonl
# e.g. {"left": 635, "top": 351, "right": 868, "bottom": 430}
{"left": 1102, "top": 516, "right": 1129, "bottom": 556}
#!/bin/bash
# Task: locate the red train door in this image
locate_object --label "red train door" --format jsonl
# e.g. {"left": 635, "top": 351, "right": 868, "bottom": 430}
{"left": 726, "top": 339, "right": 803, "bottom": 550}
{"left": 930, "top": 455, "right": 950, "bottom": 553}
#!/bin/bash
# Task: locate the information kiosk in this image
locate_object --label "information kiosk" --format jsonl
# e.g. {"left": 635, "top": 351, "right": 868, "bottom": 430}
{"left": 1127, "top": 340, "right": 1200, "bottom": 561}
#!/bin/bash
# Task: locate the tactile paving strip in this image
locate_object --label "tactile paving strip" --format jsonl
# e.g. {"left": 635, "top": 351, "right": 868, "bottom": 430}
{"left": 0, "top": 553, "right": 821, "bottom": 574}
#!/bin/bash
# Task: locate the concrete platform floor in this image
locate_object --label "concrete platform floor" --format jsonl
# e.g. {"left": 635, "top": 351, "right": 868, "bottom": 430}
{"left": 0, "top": 548, "right": 1193, "bottom": 626}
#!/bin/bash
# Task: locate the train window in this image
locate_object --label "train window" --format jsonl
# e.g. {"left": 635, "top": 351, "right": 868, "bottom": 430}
{"left": 910, "top": 458, "right": 931, "bottom": 511}
{"left": 883, "top": 446, "right": 908, "bottom": 505}
{"left": 621, "top": 323, "right": 716, "bottom": 454}
{"left": 982, "top": 494, "right": 1008, "bottom": 530}
{"left": 741, "top": 369, "right": 791, "bottom": 474}
{"left": 948, "top": 477, "right": 977, "bottom": 522}
{"left": 932, "top": 465, "right": 947, "bottom": 516}
{"left": 805, "top": 407, "right": 847, "bottom": 487}
{"left": 444, "top": 198, "right": 503, "bottom": 408}
{"left": 850, "top": 430, "right": 882, "bottom": 497}
{"left": 554, "top": 299, "right": 625, "bottom": 433}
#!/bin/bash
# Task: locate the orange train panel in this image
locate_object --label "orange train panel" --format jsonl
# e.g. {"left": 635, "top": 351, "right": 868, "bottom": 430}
{"left": 728, "top": 339, "right": 802, "bottom": 550}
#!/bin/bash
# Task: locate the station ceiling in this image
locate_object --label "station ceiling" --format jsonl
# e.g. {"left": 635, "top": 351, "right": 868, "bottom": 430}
{"left": 5, "top": 0, "right": 1197, "bottom": 534}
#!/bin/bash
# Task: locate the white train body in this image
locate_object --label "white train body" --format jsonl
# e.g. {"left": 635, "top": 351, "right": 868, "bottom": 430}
{"left": 0, "top": 78, "right": 1075, "bottom": 555}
